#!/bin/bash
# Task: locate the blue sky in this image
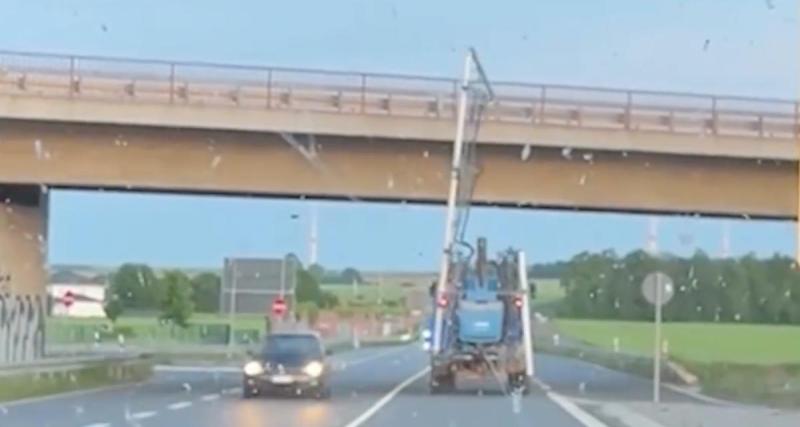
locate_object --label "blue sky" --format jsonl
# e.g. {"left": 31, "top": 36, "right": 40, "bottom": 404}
{"left": 2, "top": 0, "right": 797, "bottom": 270}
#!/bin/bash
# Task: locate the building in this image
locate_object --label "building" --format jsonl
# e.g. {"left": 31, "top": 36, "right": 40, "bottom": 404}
{"left": 48, "top": 270, "right": 108, "bottom": 318}
{"left": 220, "top": 256, "right": 297, "bottom": 315}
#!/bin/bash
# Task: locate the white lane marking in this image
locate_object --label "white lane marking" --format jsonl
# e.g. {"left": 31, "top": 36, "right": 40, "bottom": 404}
{"left": 201, "top": 393, "right": 220, "bottom": 401}
{"left": 343, "top": 366, "right": 430, "bottom": 427}
{"left": 82, "top": 423, "right": 111, "bottom": 427}
{"left": 222, "top": 387, "right": 242, "bottom": 395}
{"left": 600, "top": 403, "right": 666, "bottom": 427}
{"left": 546, "top": 392, "right": 608, "bottom": 427}
{"left": 167, "top": 401, "right": 193, "bottom": 410}
{"left": 154, "top": 365, "right": 240, "bottom": 373}
{"left": 663, "top": 383, "right": 740, "bottom": 407}
{"left": 1, "top": 381, "right": 145, "bottom": 407}
{"left": 533, "top": 377, "right": 552, "bottom": 392}
{"left": 129, "top": 411, "right": 158, "bottom": 420}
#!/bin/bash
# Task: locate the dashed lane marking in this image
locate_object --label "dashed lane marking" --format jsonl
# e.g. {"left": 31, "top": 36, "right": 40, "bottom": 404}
{"left": 167, "top": 401, "right": 193, "bottom": 410}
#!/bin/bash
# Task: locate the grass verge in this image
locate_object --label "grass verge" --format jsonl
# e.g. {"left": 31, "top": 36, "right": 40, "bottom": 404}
{"left": 0, "top": 358, "right": 153, "bottom": 402}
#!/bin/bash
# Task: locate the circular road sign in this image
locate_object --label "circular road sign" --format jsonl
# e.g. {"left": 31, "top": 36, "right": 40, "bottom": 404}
{"left": 641, "top": 272, "right": 675, "bottom": 306}
{"left": 272, "top": 297, "right": 287, "bottom": 316}
{"left": 62, "top": 290, "right": 76, "bottom": 308}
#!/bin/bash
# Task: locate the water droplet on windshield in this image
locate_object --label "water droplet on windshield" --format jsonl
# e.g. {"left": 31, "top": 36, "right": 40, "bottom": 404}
{"left": 33, "top": 139, "right": 43, "bottom": 159}
{"left": 520, "top": 144, "right": 532, "bottom": 161}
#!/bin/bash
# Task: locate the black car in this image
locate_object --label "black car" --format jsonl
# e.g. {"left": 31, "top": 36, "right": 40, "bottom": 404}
{"left": 242, "top": 331, "right": 332, "bottom": 399}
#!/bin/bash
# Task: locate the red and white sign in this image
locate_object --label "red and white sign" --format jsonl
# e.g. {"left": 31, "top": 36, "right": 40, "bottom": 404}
{"left": 272, "top": 297, "right": 287, "bottom": 316}
{"left": 61, "top": 290, "right": 75, "bottom": 308}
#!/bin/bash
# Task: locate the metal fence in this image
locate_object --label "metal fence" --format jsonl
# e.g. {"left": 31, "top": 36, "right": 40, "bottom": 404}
{"left": 0, "top": 49, "right": 797, "bottom": 139}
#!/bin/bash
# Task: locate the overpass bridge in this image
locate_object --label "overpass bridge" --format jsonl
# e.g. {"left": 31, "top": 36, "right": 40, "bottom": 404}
{"left": 0, "top": 50, "right": 797, "bottom": 361}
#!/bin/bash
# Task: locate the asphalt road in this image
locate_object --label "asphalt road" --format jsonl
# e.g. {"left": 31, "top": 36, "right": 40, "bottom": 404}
{"left": 0, "top": 344, "right": 699, "bottom": 427}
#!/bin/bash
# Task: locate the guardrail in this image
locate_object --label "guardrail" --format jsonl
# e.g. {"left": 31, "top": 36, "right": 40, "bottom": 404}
{"left": 0, "top": 49, "right": 797, "bottom": 140}
{"left": 0, "top": 353, "right": 141, "bottom": 376}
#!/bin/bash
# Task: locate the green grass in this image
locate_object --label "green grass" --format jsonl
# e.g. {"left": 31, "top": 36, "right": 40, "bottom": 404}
{"left": 0, "top": 359, "right": 153, "bottom": 402}
{"left": 532, "top": 278, "right": 564, "bottom": 303}
{"left": 321, "top": 282, "right": 413, "bottom": 304}
{"left": 46, "top": 313, "right": 269, "bottom": 345}
{"left": 555, "top": 319, "right": 800, "bottom": 365}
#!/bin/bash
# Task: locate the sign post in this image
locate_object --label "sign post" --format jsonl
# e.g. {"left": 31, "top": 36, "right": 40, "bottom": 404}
{"left": 641, "top": 271, "right": 674, "bottom": 403}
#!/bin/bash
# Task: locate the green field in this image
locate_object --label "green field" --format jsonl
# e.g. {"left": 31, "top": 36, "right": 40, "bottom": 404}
{"left": 532, "top": 279, "right": 564, "bottom": 303}
{"left": 556, "top": 319, "right": 800, "bottom": 365}
{"left": 47, "top": 313, "right": 269, "bottom": 345}
{"left": 321, "top": 282, "right": 414, "bottom": 304}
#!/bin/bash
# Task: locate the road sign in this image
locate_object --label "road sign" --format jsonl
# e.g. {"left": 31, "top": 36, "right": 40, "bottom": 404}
{"left": 640, "top": 271, "right": 674, "bottom": 404}
{"left": 272, "top": 297, "right": 287, "bottom": 316}
{"left": 641, "top": 272, "right": 674, "bottom": 306}
{"left": 62, "top": 290, "right": 75, "bottom": 308}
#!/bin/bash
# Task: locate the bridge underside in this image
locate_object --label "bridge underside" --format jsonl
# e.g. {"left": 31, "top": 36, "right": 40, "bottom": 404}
{"left": 0, "top": 119, "right": 795, "bottom": 219}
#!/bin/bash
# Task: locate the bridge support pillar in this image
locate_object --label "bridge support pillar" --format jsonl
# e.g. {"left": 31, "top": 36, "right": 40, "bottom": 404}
{"left": 0, "top": 184, "right": 47, "bottom": 363}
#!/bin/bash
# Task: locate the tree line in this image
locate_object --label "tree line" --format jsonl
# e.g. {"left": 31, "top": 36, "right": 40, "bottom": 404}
{"left": 103, "top": 263, "right": 356, "bottom": 327}
{"left": 557, "top": 249, "right": 800, "bottom": 324}
{"left": 104, "top": 264, "right": 221, "bottom": 327}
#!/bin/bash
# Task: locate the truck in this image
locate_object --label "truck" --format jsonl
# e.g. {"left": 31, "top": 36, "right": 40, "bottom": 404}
{"left": 429, "top": 237, "right": 534, "bottom": 394}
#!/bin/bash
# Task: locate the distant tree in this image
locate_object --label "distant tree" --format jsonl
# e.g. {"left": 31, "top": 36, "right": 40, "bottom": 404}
{"left": 295, "top": 269, "right": 322, "bottom": 304}
{"left": 319, "top": 291, "right": 339, "bottom": 309}
{"left": 110, "top": 264, "right": 162, "bottom": 310}
{"left": 104, "top": 294, "right": 124, "bottom": 324}
{"left": 308, "top": 263, "right": 325, "bottom": 283}
{"left": 341, "top": 267, "right": 363, "bottom": 284}
{"left": 159, "top": 270, "right": 194, "bottom": 328}
{"left": 191, "top": 272, "right": 221, "bottom": 313}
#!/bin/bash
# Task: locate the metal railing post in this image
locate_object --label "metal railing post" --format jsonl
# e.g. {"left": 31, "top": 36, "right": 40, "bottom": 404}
{"left": 267, "top": 69, "right": 273, "bottom": 108}
{"left": 68, "top": 56, "right": 75, "bottom": 98}
{"left": 624, "top": 91, "right": 633, "bottom": 130}
{"left": 711, "top": 96, "right": 719, "bottom": 135}
{"left": 794, "top": 102, "right": 799, "bottom": 140}
{"left": 539, "top": 86, "right": 547, "bottom": 124}
{"left": 360, "top": 74, "right": 367, "bottom": 113}
{"left": 169, "top": 63, "right": 176, "bottom": 104}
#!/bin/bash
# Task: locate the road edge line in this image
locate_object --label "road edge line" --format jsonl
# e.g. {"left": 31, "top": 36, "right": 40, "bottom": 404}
{"left": 546, "top": 391, "right": 608, "bottom": 427}
{"left": 343, "top": 366, "right": 430, "bottom": 427}
{"left": 0, "top": 381, "right": 147, "bottom": 407}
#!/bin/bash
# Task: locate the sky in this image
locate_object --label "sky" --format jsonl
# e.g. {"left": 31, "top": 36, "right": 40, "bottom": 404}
{"left": 2, "top": 0, "right": 798, "bottom": 270}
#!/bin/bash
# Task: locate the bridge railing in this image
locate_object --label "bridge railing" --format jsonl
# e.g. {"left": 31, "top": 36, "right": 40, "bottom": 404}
{"left": 0, "top": 50, "right": 797, "bottom": 140}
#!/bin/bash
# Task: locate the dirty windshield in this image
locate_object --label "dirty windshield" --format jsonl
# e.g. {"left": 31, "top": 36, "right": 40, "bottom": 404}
{"left": 0, "top": 1, "right": 799, "bottom": 427}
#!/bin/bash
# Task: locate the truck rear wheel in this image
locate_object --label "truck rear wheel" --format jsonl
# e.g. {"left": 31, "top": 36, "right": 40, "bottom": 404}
{"left": 430, "top": 373, "right": 455, "bottom": 394}
{"left": 507, "top": 373, "right": 530, "bottom": 395}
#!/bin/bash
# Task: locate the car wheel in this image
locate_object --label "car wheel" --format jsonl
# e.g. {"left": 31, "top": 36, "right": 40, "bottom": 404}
{"left": 243, "top": 386, "right": 258, "bottom": 399}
